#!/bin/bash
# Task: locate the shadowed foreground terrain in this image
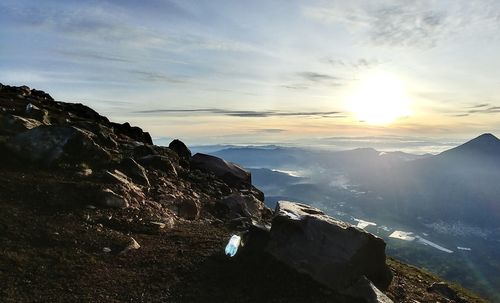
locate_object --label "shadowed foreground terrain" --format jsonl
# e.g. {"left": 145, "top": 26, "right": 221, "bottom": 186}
{"left": 0, "top": 84, "right": 487, "bottom": 302}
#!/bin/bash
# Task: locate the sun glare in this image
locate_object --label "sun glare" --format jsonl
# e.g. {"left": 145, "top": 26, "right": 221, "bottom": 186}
{"left": 347, "top": 73, "right": 411, "bottom": 125}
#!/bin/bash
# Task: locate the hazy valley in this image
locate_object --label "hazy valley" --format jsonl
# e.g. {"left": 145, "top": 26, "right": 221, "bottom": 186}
{"left": 199, "top": 138, "right": 500, "bottom": 301}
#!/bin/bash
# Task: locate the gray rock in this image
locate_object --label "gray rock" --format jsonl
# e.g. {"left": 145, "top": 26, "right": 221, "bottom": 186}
{"left": 100, "top": 188, "right": 128, "bottom": 208}
{"left": 120, "top": 157, "right": 150, "bottom": 186}
{"left": 191, "top": 153, "right": 251, "bottom": 186}
{"left": 137, "top": 155, "right": 177, "bottom": 176}
{"left": 266, "top": 201, "right": 393, "bottom": 292}
{"left": 102, "top": 170, "right": 145, "bottom": 206}
{"left": 217, "top": 192, "right": 266, "bottom": 219}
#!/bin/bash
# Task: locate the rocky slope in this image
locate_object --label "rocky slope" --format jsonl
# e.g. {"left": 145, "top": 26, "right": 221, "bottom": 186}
{"left": 0, "top": 84, "right": 487, "bottom": 302}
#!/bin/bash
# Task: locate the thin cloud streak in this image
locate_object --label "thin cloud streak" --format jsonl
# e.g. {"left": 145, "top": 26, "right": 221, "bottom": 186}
{"left": 133, "top": 108, "right": 344, "bottom": 118}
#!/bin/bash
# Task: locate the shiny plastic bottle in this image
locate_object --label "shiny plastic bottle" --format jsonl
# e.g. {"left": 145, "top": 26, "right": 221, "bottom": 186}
{"left": 225, "top": 235, "right": 241, "bottom": 257}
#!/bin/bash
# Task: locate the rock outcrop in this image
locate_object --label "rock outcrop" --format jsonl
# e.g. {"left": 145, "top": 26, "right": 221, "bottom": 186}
{"left": 0, "top": 84, "right": 268, "bottom": 222}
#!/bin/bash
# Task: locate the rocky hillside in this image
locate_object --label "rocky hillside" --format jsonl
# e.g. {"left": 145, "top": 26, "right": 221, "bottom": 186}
{"left": 0, "top": 84, "right": 487, "bottom": 302}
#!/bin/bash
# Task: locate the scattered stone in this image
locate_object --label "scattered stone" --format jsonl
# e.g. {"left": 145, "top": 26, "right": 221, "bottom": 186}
{"left": 266, "top": 201, "right": 393, "bottom": 292}
{"left": 120, "top": 237, "right": 141, "bottom": 254}
{"left": 177, "top": 198, "right": 200, "bottom": 220}
{"left": 76, "top": 168, "right": 93, "bottom": 177}
{"left": 150, "top": 221, "right": 166, "bottom": 229}
{"left": 100, "top": 188, "right": 129, "bottom": 208}
{"left": 149, "top": 218, "right": 175, "bottom": 230}
{"left": 191, "top": 153, "right": 251, "bottom": 186}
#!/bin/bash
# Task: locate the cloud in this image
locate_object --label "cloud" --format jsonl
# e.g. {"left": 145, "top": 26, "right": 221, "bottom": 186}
{"left": 298, "top": 72, "right": 339, "bottom": 82}
{"left": 133, "top": 108, "right": 344, "bottom": 118}
{"left": 1, "top": 2, "right": 260, "bottom": 54}
{"left": 369, "top": 5, "right": 447, "bottom": 47}
{"left": 57, "top": 49, "right": 132, "bottom": 63}
{"left": 324, "top": 58, "right": 380, "bottom": 69}
{"left": 285, "top": 72, "right": 342, "bottom": 89}
{"left": 129, "top": 70, "right": 187, "bottom": 83}
{"left": 254, "top": 128, "right": 287, "bottom": 133}
{"left": 282, "top": 84, "right": 309, "bottom": 90}
{"left": 451, "top": 103, "right": 500, "bottom": 116}
{"left": 303, "top": 1, "right": 500, "bottom": 48}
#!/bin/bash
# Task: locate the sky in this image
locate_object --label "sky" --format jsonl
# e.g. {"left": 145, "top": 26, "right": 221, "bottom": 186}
{"left": 1, "top": 0, "right": 500, "bottom": 151}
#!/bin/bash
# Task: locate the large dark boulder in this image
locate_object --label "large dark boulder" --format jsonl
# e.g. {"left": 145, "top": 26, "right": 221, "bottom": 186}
{"left": 169, "top": 139, "right": 191, "bottom": 167}
{"left": 191, "top": 153, "right": 251, "bottom": 186}
{"left": 6, "top": 125, "right": 111, "bottom": 166}
{"left": 266, "top": 201, "right": 393, "bottom": 293}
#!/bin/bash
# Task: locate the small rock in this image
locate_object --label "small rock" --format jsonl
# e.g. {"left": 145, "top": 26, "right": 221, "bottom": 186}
{"left": 427, "top": 282, "right": 466, "bottom": 303}
{"left": 120, "top": 237, "right": 141, "bottom": 254}
{"left": 103, "top": 247, "right": 112, "bottom": 253}
{"left": 177, "top": 198, "right": 200, "bottom": 220}
{"left": 76, "top": 168, "right": 93, "bottom": 177}
{"left": 150, "top": 221, "right": 166, "bottom": 229}
{"left": 100, "top": 188, "right": 128, "bottom": 208}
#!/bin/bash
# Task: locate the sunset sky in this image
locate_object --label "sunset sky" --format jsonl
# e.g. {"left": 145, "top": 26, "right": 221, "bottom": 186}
{"left": 1, "top": 0, "right": 500, "bottom": 151}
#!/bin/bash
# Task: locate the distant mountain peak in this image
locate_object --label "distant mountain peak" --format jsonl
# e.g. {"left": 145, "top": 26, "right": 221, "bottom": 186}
{"left": 469, "top": 133, "right": 499, "bottom": 142}
{"left": 441, "top": 133, "right": 500, "bottom": 157}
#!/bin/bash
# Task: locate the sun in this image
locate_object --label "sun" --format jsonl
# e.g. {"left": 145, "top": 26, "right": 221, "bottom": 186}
{"left": 346, "top": 72, "right": 411, "bottom": 125}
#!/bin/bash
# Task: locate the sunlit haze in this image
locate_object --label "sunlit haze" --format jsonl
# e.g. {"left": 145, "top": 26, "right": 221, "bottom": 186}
{"left": 1, "top": 0, "right": 500, "bottom": 151}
